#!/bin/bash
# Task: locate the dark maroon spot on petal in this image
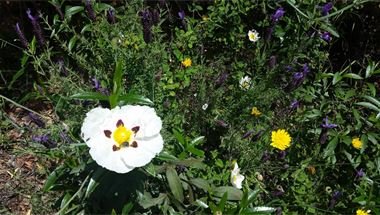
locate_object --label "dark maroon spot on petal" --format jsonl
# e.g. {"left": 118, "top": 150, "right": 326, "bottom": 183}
{"left": 132, "top": 126, "right": 140, "bottom": 133}
{"left": 122, "top": 141, "right": 129, "bottom": 147}
{"left": 116, "top": 119, "right": 124, "bottom": 127}
{"left": 104, "top": 130, "right": 112, "bottom": 138}
{"left": 131, "top": 141, "right": 138, "bottom": 148}
{"left": 112, "top": 145, "right": 120, "bottom": 151}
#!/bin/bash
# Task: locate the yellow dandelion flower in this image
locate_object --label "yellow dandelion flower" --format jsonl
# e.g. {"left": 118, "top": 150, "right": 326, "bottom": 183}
{"left": 251, "top": 107, "right": 261, "bottom": 116}
{"left": 352, "top": 137, "right": 362, "bottom": 150}
{"left": 271, "top": 129, "right": 291, "bottom": 151}
{"left": 182, "top": 58, "right": 192, "bottom": 68}
{"left": 356, "top": 209, "right": 371, "bottom": 215}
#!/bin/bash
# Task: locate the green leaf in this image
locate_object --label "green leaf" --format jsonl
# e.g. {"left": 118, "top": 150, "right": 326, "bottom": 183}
{"left": 355, "top": 102, "right": 380, "bottom": 112}
{"left": 71, "top": 92, "right": 108, "bottom": 101}
{"left": 190, "top": 136, "right": 205, "bottom": 145}
{"left": 332, "top": 73, "right": 342, "bottom": 85}
{"left": 85, "top": 167, "right": 106, "bottom": 198}
{"left": 320, "top": 23, "right": 340, "bottom": 38}
{"left": 213, "top": 186, "right": 243, "bottom": 201}
{"left": 323, "top": 136, "right": 338, "bottom": 164}
{"left": 8, "top": 53, "right": 29, "bottom": 89}
{"left": 195, "top": 199, "right": 209, "bottom": 209}
{"left": 81, "top": 24, "right": 92, "bottom": 34}
{"left": 113, "top": 58, "right": 124, "bottom": 95}
{"left": 68, "top": 35, "right": 78, "bottom": 52}
{"left": 166, "top": 166, "right": 184, "bottom": 203}
{"left": 189, "top": 178, "right": 211, "bottom": 191}
{"left": 242, "top": 206, "right": 276, "bottom": 214}
{"left": 43, "top": 166, "right": 65, "bottom": 191}
{"left": 342, "top": 73, "right": 363, "bottom": 80}
{"left": 121, "top": 202, "right": 134, "bottom": 214}
{"left": 187, "top": 145, "right": 205, "bottom": 157}
{"left": 65, "top": 6, "right": 84, "bottom": 19}
{"left": 363, "top": 95, "right": 380, "bottom": 107}
{"left": 173, "top": 129, "right": 186, "bottom": 147}
{"left": 118, "top": 93, "right": 153, "bottom": 105}
{"left": 139, "top": 193, "right": 167, "bottom": 209}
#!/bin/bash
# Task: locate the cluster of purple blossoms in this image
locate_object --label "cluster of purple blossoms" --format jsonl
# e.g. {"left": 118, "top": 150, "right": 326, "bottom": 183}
{"left": 319, "top": 116, "right": 337, "bottom": 144}
{"left": 33, "top": 135, "right": 56, "bottom": 148}
{"left": 289, "top": 63, "right": 310, "bottom": 90}
{"left": 321, "top": 32, "right": 332, "bottom": 42}
{"left": 321, "top": 2, "right": 333, "bottom": 16}
{"left": 85, "top": 0, "right": 96, "bottom": 21}
{"left": 139, "top": 8, "right": 160, "bottom": 43}
{"left": 15, "top": 23, "right": 29, "bottom": 49}
{"left": 26, "top": 9, "right": 45, "bottom": 47}
{"left": 271, "top": 7, "right": 285, "bottom": 23}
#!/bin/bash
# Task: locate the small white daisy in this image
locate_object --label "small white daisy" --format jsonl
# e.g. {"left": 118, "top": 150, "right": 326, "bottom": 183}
{"left": 248, "top": 29, "right": 260, "bottom": 42}
{"left": 81, "top": 105, "right": 163, "bottom": 173}
{"left": 202, "top": 103, "right": 208, "bottom": 110}
{"left": 239, "top": 75, "right": 252, "bottom": 90}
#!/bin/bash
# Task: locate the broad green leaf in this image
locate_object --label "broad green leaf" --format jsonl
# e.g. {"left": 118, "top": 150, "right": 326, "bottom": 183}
{"left": 81, "top": 24, "right": 92, "bottom": 34}
{"left": 342, "top": 73, "right": 363, "bottom": 80}
{"left": 355, "top": 102, "right": 380, "bottom": 112}
{"left": 171, "top": 158, "right": 205, "bottom": 169}
{"left": 189, "top": 178, "right": 211, "bottom": 191}
{"left": 323, "top": 136, "right": 338, "bottom": 164}
{"left": 187, "top": 145, "right": 205, "bottom": 157}
{"left": 173, "top": 129, "right": 186, "bottom": 147}
{"left": 166, "top": 166, "right": 184, "bottom": 203}
{"left": 113, "top": 59, "right": 124, "bottom": 95}
{"left": 157, "top": 151, "right": 178, "bottom": 161}
{"left": 65, "top": 6, "right": 84, "bottom": 19}
{"left": 242, "top": 206, "right": 276, "bottom": 214}
{"left": 139, "top": 193, "right": 167, "bottom": 209}
{"left": 213, "top": 186, "right": 243, "bottom": 201}
{"left": 195, "top": 199, "right": 209, "bottom": 208}
{"left": 60, "top": 193, "right": 72, "bottom": 211}
{"left": 71, "top": 92, "right": 108, "bottom": 101}
{"left": 118, "top": 93, "right": 153, "bottom": 105}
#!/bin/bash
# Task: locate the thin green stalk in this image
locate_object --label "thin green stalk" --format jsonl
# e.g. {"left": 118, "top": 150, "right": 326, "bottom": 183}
{"left": 0, "top": 94, "right": 50, "bottom": 120}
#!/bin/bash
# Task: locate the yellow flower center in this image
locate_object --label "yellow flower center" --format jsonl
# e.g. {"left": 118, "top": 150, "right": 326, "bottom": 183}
{"left": 113, "top": 126, "right": 133, "bottom": 147}
{"left": 251, "top": 107, "right": 261, "bottom": 116}
{"left": 249, "top": 33, "right": 256, "bottom": 40}
{"left": 182, "top": 58, "right": 192, "bottom": 68}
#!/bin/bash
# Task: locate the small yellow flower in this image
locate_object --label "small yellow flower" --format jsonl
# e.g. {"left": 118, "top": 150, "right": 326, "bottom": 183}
{"left": 352, "top": 137, "right": 362, "bottom": 150}
{"left": 251, "top": 107, "right": 261, "bottom": 116}
{"left": 271, "top": 129, "right": 292, "bottom": 151}
{"left": 202, "top": 15, "right": 209, "bottom": 21}
{"left": 356, "top": 209, "right": 371, "bottom": 215}
{"left": 181, "top": 58, "right": 192, "bottom": 68}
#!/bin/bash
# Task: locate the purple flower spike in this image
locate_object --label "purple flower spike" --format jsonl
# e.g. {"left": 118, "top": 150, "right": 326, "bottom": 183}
{"left": 33, "top": 135, "right": 56, "bottom": 148}
{"left": 178, "top": 9, "right": 185, "bottom": 20}
{"left": 107, "top": 9, "right": 116, "bottom": 24}
{"left": 215, "top": 120, "right": 229, "bottom": 128}
{"left": 290, "top": 100, "right": 300, "bottom": 110}
{"left": 356, "top": 168, "right": 365, "bottom": 179}
{"left": 321, "top": 32, "right": 332, "bottom": 42}
{"left": 28, "top": 112, "right": 45, "bottom": 128}
{"left": 302, "top": 63, "right": 310, "bottom": 75}
{"left": 85, "top": 0, "right": 96, "bottom": 21}
{"left": 26, "top": 9, "right": 45, "bottom": 47}
{"left": 140, "top": 9, "right": 153, "bottom": 43}
{"left": 15, "top": 23, "right": 29, "bottom": 49}
{"left": 321, "top": 117, "right": 337, "bottom": 129}
{"left": 271, "top": 7, "right": 285, "bottom": 23}
{"left": 321, "top": 2, "right": 333, "bottom": 16}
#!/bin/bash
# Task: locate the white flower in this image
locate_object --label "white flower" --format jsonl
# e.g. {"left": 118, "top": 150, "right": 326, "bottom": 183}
{"left": 230, "top": 163, "right": 245, "bottom": 189}
{"left": 239, "top": 75, "right": 252, "bottom": 90}
{"left": 248, "top": 29, "right": 260, "bottom": 42}
{"left": 81, "top": 105, "right": 163, "bottom": 174}
{"left": 202, "top": 103, "right": 208, "bottom": 110}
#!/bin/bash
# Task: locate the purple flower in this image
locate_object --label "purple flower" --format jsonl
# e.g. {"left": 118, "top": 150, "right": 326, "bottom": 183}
{"left": 302, "top": 63, "right": 310, "bottom": 75}
{"left": 321, "top": 2, "right": 333, "bottom": 16}
{"left": 269, "top": 55, "right": 277, "bottom": 69}
{"left": 215, "top": 120, "right": 229, "bottom": 128}
{"left": 265, "top": 27, "right": 274, "bottom": 41}
{"left": 290, "top": 100, "right": 300, "bottom": 110}
{"left": 139, "top": 9, "right": 153, "bottom": 43}
{"left": 215, "top": 72, "right": 229, "bottom": 86}
{"left": 178, "top": 9, "right": 185, "bottom": 20}
{"left": 91, "top": 77, "right": 109, "bottom": 95}
{"left": 107, "top": 9, "right": 116, "bottom": 24}
{"left": 285, "top": 65, "right": 293, "bottom": 72}
{"left": 28, "top": 112, "right": 45, "bottom": 128}
{"left": 85, "top": 0, "right": 96, "bottom": 21}
{"left": 242, "top": 130, "right": 254, "bottom": 139}
{"left": 329, "top": 191, "right": 342, "bottom": 208}
{"left": 321, "top": 117, "right": 337, "bottom": 129}
{"left": 33, "top": 135, "right": 56, "bottom": 148}
{"left": 15, "top": 23, "right": 29, "bottom": 49}
{"left": 356, "top": 168, "right": 365, "bottom": 179}
{"left": 26, "top": 9, "right": 45, "bottom": 47}
{"left": 321, "top": 32, "right": 332, "bottom": 42}
{"left": 271, "top": 7, "right": 285, "bottom": 23}
{"left": 60, "top": 131, "right": 71, "bottom": 143}
{"left": 151, "top": 9, "right": 160, "bottom": 25}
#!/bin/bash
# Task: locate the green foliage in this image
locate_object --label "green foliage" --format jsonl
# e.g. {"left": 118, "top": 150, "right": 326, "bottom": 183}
{"left": 1, "top": 0, "right": 379, "bottom": 214}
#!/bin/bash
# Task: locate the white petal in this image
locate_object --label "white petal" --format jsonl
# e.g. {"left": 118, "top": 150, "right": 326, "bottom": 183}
{"left": 120, "top": 134, "right": 164, "bottom": 167}
{"left": 89, "top": 139, "right": 135, "bottom": 174}
{"left": 81, "top": 107, "right": 111, "bottom": 147}
{"left": 232, "top": 174, "right": 245, "bottom": 189}
{"left": 119, "top": 105, "right": 162, "bottom": 138}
